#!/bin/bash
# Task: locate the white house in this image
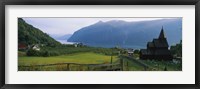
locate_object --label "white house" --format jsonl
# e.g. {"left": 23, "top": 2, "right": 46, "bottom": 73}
{"left": 32, "top": 44, "right": 40, "bottom": 51}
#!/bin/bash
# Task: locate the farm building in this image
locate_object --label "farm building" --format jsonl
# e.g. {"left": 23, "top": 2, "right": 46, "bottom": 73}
{"left": 140, "top": 27, "right": 173, "bottom": 60}
{"left": 127, "top": 49, "right": 134, "bottom": 56}
{"left": 18, "top": 43, "right": 27, "bottom": 50}
{"left": 32, "top": 44, "right": 40, "bottom": 51}
{"left": 74, "top": 42, "right": 84, "bottom": 47}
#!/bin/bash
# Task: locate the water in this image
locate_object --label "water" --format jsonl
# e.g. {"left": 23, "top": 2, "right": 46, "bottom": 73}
{"left": 57, "top": 40, "right": 145, "bottom": 49}
{"left": 84, "top": 43, "right": 145, "bottom": 49}
{"left": 57, "top": 40, "right": 74, "bottom": 44}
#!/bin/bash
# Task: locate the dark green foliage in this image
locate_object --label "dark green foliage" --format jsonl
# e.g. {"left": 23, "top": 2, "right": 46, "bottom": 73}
{"left": 92, "top": 47, "right": 121, "bottom": 56}
{"left": 18, "top": 18, "right": 60, "bottom": 46}
{"left": 164, "top": 66, "right": 167, "bottom": 71}
{"left": 26, "top": 49, "right": 60, "bottom": 57}
{"left": 26, "top": 49, "right": 40, "bottom": 56}
{"left": 43, "top": 51, "right": 50, "bottom": 57}
{"left": 170, "top": 40, "right": 182, "bottom": 57}
{"left": 43, "top": 51, "right": 59, "bottom": 57}
{"left": 134, "top": 49, "right": 140, "bottom": 54}
{"left": 25, "top": 44, "right": 122, "bottom": 57}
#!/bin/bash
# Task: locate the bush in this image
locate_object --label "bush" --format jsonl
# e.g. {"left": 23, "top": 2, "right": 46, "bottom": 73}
{"left": 26, "top": 45, "right": 122, "bottom": 57}
{"left": 18, "top": 51, "right": 26, "bottom": 56}
{"left": 43, "top": 51, "right": 50, "bottom": 57}
{"left": 134, "top": 49, "right": 140, "bottom": 54}
{"left": 26, "top": 49, "right": 40, "bottom": 56}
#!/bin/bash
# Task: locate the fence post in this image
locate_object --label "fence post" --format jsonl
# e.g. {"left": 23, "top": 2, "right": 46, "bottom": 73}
{"left": 110, "top": 58, "right": 113, "bottom": 69}
{"left": 79, "top": 65, "right": 81, "bottom": 71}
{"left": 144, "top": 66, "right": 147, "bottom": 71}
{"left": 87, "top": 66, "right": 90, "bottom": 71}
{"left": 120, "top": 58, "right": 123, "bottom": 71}
{"left": 67, "top": 64, "right": 70, "bottom": 71}
{"left": 127, "top": 61, "right": 129, "bottom": 71}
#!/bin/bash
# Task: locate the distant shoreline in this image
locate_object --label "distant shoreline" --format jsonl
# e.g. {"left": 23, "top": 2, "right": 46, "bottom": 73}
{"left": 57, "top": 40, "right": 74, "bottom": 44}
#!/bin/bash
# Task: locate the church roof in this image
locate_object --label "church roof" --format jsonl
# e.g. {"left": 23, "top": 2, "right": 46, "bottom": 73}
{"left": 153, "top": 39, "right": 169, "bottom": 48}
{"left": 159, "top": 26, "right": 166, "bottom": 39}
{"left": 147, "top": 42, "right": 154, "bottom": 47}
{"left": 140, "top": 27, "right": 172, "bottom": 59}
{"left": 149, "top": 27, "right": 169, "bottom": 48}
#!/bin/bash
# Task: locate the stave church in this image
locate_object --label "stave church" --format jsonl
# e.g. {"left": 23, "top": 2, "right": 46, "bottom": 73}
{"left": 140, "top": 27, "right": 173, "bottom": 61}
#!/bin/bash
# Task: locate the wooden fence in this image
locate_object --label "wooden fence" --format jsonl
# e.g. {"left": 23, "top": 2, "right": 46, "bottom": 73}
{"left": 119, "top": 55, "right": 150, "bottom": 70}
{"left": 18, "top": 62, "right": 121, "bottom": 71}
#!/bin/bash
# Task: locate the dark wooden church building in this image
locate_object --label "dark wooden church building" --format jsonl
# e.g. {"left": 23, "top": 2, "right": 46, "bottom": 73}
{"left": 140, "top": 27, "right": 173, "bottom": 61}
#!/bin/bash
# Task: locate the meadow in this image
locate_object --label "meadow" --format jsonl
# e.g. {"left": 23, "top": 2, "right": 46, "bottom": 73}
{"left": 120, "top": 55, "right": 182, "bottom": 71}
{"left": 18, "top": 46, "right": 181, "bottom": 71}
{"left": 18, "top": 52, "right": 119, "bottom": 71}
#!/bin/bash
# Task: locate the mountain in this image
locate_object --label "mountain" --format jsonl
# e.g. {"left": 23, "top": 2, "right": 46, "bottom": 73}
{"left": 68, "top": 18, "right": 182, "bottom": 49}
{"left": 18, "top": 18, "right": 60, "bottom": 46}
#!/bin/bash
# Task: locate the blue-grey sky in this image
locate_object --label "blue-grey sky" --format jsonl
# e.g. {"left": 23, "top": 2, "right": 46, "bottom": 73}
{"left": 23, "top": 18, "right": 174, "bottom": 35}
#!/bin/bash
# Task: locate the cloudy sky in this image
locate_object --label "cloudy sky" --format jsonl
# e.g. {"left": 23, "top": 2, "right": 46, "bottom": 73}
{"left": 23, "top": 18, "right": 174, "bottom": 35}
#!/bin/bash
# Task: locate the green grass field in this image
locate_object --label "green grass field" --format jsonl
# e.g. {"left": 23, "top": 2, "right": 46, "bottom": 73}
{"left": 120, "top": 55, "right": 182, "bottom": 71}
{"left": 122, "top": 59, "right": 146, "bottom": 71}
{"left": 18, "top": 52, "right": 119, "bottom": 71}
{"left": 18, "top": 51, "right": 181, "bottom": 71}
{"left": 139, "top": 60, "right": 182, "bottom": 71}
{"left": 19, "top": 52, "right": 118, "bottom": 65}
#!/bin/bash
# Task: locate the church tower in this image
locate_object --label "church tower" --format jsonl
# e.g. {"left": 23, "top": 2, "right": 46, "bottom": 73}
{"left": 140, "top": 26, "right": 172, "bottom": 60}
{"left": 159, "top": 26, "right": 166, "bottom": 39}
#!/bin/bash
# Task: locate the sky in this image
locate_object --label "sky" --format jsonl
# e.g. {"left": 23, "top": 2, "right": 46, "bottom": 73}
{"left": 23, "top": 18, "right": 176, "bottom": 35}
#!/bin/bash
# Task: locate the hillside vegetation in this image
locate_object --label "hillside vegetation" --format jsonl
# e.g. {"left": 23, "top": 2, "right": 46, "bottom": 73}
{"left": 18, "top": 18, "right": 60, "bottom": 46}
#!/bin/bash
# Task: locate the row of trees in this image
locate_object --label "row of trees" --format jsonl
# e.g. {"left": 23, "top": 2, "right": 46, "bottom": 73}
{"left": 25, "top": 45, "right": 123, "bottom": 57}
{"left": 170, "top": 40, "right": 182, "bottom": 57}
{"left": 27, "top": 49, "right": 60, "bottom": 57}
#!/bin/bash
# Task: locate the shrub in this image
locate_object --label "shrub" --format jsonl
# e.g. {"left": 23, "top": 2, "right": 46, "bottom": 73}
{"left": 43, "top": 51, "right": 50, "bottom": 57}
{"left": 26, "top": 49, "right": 40, "bottom": 56}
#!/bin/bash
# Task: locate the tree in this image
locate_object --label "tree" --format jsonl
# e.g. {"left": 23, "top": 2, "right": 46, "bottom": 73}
{"left": 26, "top": 49, "right": 39, "bottom": 56}
{"left": 164, "top": 66, "right": 168, "bottom": 71}
{"left": 170, "top": 40, "right": 182, "bottom": 57}
{"left": 134, "top": 49, "right": 140, "bottom": 54}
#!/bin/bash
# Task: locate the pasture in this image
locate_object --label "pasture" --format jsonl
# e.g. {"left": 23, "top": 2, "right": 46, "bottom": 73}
{"left": 18, "top": 52, "right": 119, "bottom": 71}
{"left": 121, "top": 55, "right": 182, "bottom": 71}
{"left": 18, "top": 52, "right": 181, "bottom": 71}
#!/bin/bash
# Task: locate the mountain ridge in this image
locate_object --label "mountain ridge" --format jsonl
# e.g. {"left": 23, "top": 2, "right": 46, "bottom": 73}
{"left": 68, "top": 18, "right": 182, "bottom": 48}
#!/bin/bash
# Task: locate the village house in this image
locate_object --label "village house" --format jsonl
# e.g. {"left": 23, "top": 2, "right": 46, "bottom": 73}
{"left": 74, "top": 42, "right": 84, "bottom": 47}
{"left": 127, "top": 48, "right": 134, "bottom": 56}
{"left": 32, "top": 44, "right": 40, "bottom": 51}
{"left": 18, "top": 43, "right": 27, "bottom": 50}
{"left": 139, "top": 27, "right": 172, "bottom": 60}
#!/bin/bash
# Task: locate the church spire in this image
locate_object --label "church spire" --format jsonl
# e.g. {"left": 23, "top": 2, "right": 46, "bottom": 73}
{"left": 159, "top": 26, "right": 166, "bottom": 39}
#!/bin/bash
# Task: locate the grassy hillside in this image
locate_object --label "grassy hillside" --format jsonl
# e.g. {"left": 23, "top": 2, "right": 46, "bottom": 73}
{"left": 18, "top": 18, "right": 60, "bottom": 46}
